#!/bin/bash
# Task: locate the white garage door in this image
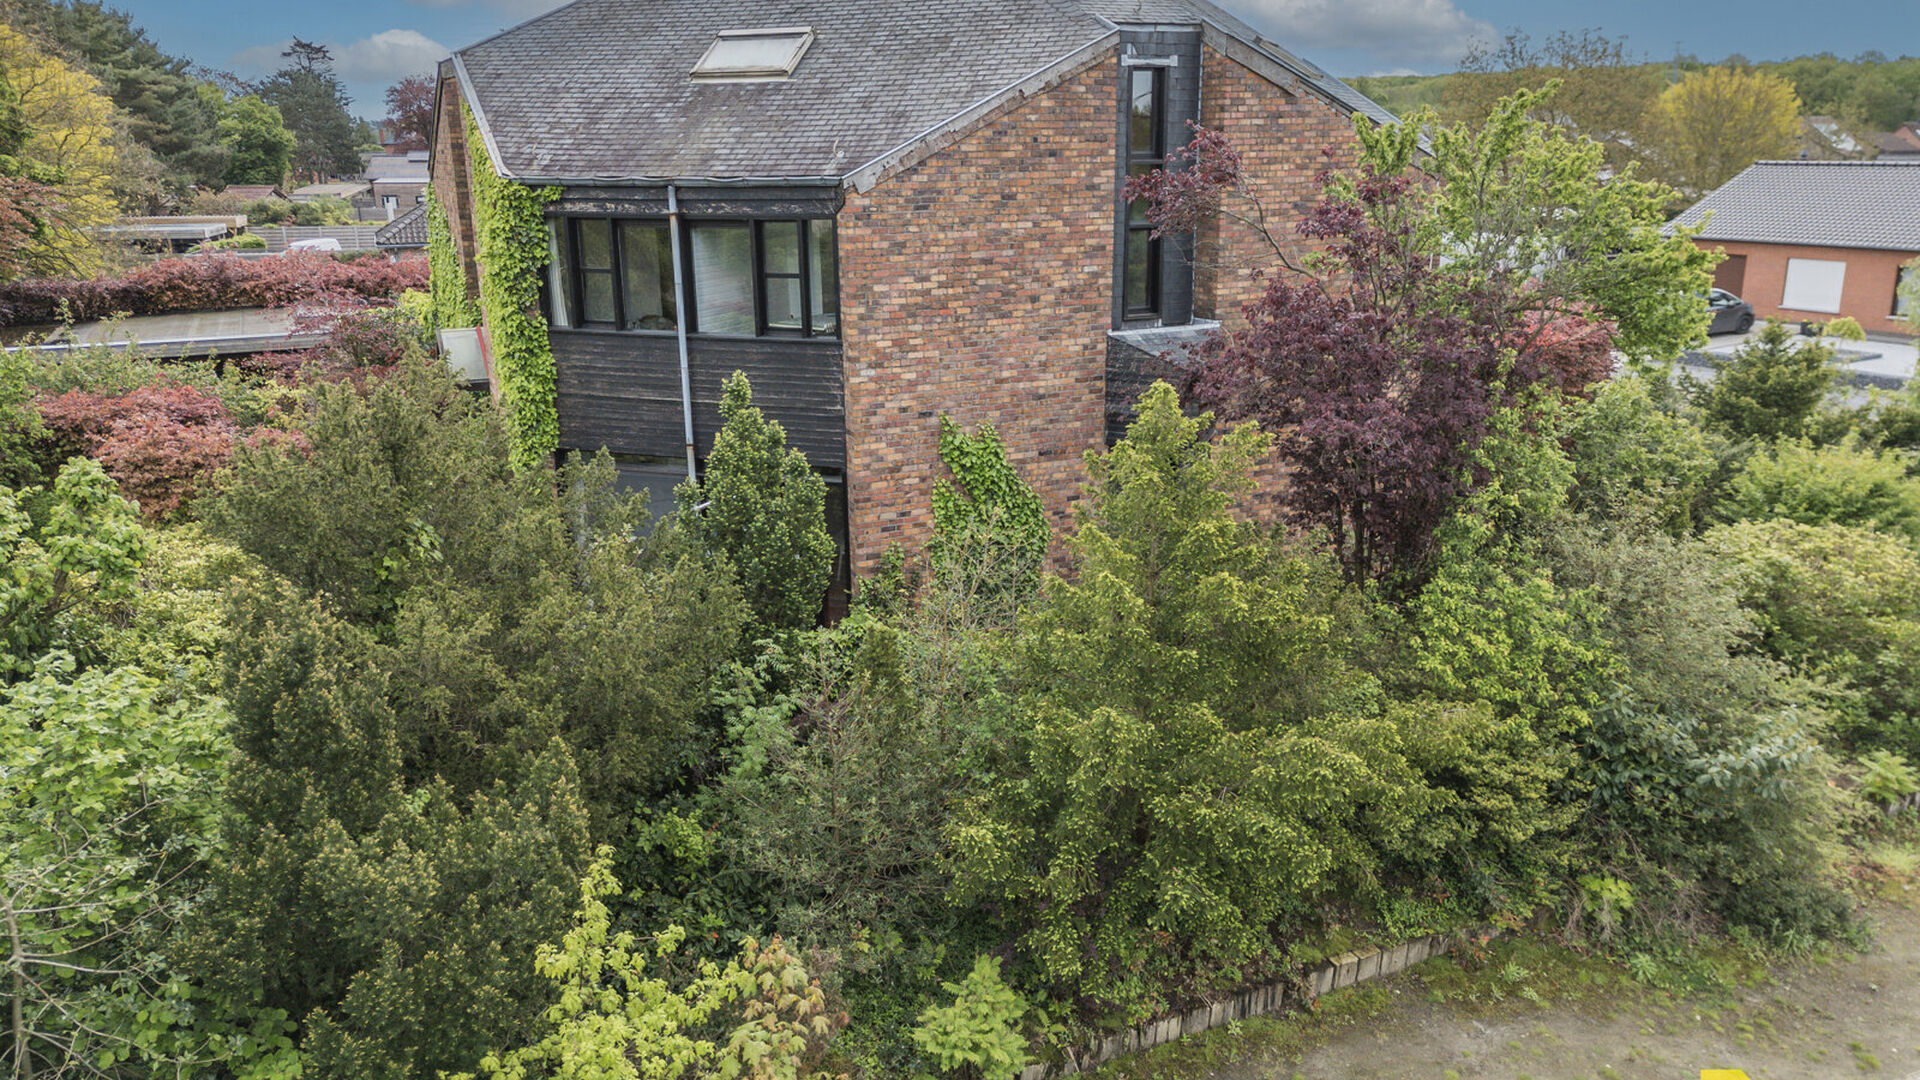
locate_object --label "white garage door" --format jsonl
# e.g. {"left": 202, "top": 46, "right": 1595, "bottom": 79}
{"left": 1781, "top": 258, "right": 1847, "bottom": 314}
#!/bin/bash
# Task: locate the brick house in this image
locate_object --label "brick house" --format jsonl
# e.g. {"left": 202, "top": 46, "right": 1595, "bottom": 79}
{"left": 426, "top": 0, "right": 1392, "bottom": 589}
{"left": 1674, "top": 160, "right": 1920, "bottom": 336}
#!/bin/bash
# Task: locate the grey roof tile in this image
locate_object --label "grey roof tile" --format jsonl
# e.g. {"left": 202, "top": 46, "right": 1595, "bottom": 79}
{"left": 375, "top": 203, "right": 429, "bottom": 248}
{"left": 1671, "top": 160, "right": 1920, "bottom": 252}
{"left": 453, "top": 0, "right": 1394, "bottom": 182}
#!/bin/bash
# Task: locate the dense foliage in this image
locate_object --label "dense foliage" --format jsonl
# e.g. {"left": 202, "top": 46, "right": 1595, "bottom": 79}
{"left": 5, "top": 77, "right": 1915, "bottom": 1080}
{"left": 676, "top": 371, "right": 834, "bottom": 631}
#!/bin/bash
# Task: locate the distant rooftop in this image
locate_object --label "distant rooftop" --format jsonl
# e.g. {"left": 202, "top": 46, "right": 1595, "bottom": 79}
{"left": 449, "top": 0, "right": 1394, "bottom": 185}
{"left": 1671, "top": 159, "right": 1920, "bottom": 253}
{"left": 375, "top": 203, "right": 429, "bottom": 249}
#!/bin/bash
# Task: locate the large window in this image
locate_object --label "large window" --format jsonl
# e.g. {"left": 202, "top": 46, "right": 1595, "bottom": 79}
{"left": 550, "top": 216, "right": 837, "bottom": 338}
{"left": 1896, "top": 263, "right": 1916, "bottom": 319}
{"left": 1123, "top": 66, "right": 1165, "bottom": 320}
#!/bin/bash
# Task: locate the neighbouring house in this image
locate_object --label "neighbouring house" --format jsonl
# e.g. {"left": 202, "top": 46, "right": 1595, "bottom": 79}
{"left": 427, "top": 0, "right": 1393, "bottom": 589}
{"left": 375, "top": 202, "right": 428, "bottom": 254}
{"left": 1799, "top": 115, "right": 1866, "bottom": 160}
{"left": 1674, "top": 160, "right": 1920, "bottom": 336}
{"left": 363, "top": 150, "right": 432, "bottom": 220}
{"left": 1868, "top": 122, "right": 1920, "bottom": 160}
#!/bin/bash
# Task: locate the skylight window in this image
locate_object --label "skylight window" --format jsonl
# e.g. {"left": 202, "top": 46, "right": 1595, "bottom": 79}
{"left": 691, "top": 28, "right": 815, "bottom": 80}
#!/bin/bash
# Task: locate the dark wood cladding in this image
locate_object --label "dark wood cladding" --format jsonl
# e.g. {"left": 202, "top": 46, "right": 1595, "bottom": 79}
{"left": 549, "top": 185, "right": 843, "bottom": 220}
{"left": 552, "top": 330, "right": 845, "bottom": 467}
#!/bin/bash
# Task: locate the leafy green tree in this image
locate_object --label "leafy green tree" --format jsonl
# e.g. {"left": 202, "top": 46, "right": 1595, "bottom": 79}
{"left": 0, "top": 660, "right": 246, "bottom": 1080}
{"left": 948, "top": 384, "right": 1414, "bottom": 1012}
{"left": 451, "top": 852, "right": 843, "bottom": 1080}
{"left": 256, "top": 40, "right": 359, "bottom": 179}
{"left": 3, "top": 0, "right": 229, "bottom": 189}
{"left": 676, "top": 371, "right": 834, "bottom": 631}
{"left": 1691, "top": 320, "right": 1837, "bottom": 441}
{"left": 219, "top": 93, "right": 294, "bottom": 186}
{"left": 1641, "top": 67, "right": 1802, "bottom": 198}
{"left": 1357, "top": 83, "right": 1716, "bottom": 364}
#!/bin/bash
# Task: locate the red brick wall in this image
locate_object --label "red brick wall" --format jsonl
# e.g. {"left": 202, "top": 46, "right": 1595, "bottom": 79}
{"left": 837, "top": 44, "right": 1365, "bottom": 575}
{"left": 429, "top": 75, "right": 482, "bottom": 309}
{"left": 1697, "top": 239, "right": 1918, "bottom": 335}
{"left": 837, "top": 54, "right": 1117, "bottom": 574}
{"left": 1193, "top": 45, "right": 1358, "bottom": 327}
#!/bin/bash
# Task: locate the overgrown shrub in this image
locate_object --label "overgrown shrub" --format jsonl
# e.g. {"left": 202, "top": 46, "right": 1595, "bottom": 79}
{"left": 677, "top": 371, "right": 834, "bottom": 632}
{"left": 1691, "top": 321, "right": 1837, "bottom": 441}
{"left": 1705, "top": 518, "right": 1920, "bottom": 757}
{"left": 1563, "top": 374, "right": 1719, "bottom": 533}
{"left": 34, "top": 381, "right": 239, "bottom": 519}
{"left": 1718, "top": 437, "right": 1920, "bottom": 542}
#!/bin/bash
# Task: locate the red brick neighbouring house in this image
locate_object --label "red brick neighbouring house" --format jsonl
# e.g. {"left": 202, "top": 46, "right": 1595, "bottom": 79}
{"left": 428, "top": 0, "right": 1391, "bottom": 585}
{"left": 1673, "top": 160, "right": 1920, "bottom": 336}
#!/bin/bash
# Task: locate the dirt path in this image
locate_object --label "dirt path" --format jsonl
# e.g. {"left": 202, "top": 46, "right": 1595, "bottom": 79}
{"left": 1177, "top": 900, "right": 1920, "bottom": 1080}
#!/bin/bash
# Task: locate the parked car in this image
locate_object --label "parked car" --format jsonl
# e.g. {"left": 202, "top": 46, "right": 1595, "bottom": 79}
{"left": 1708, "top": 288, "right": 1755, "bottom": 335}
{"left": 285, "top": 237, "right": 343, "bottom": 255}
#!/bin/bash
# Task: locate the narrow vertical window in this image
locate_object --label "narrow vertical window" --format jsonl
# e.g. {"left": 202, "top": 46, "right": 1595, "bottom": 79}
{"left": 1123, "top": 66, "right": 1164, "bottom": 320}
{"left": 760, "top": 220, "right": 804, "bottom": 331}
{"left": 575, "top": 218, "right": 618, "bottom": 326}
{"left": 1897, "top": 264, "right": 1916, "bottom": 319}
{"left": 808, "top": 220, "right": 839, "bottom": 335}
{"left": 546, "top": 220, "right": 573, "bottom": 329}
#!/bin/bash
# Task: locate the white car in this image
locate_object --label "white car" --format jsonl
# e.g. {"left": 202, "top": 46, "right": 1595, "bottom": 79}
{"left": 285, "top": 237, "right": 343, "bottom": 255}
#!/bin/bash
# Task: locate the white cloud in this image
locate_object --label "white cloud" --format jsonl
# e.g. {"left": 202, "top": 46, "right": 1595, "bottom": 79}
{"left": 333, "top": 29, "right": 451, "bottom": 84}
{"left": 1236, "top": 0, "right": 1495, "bottom": 70}
{"left": 231, "top": 30, "right": 448, "bottom": 84}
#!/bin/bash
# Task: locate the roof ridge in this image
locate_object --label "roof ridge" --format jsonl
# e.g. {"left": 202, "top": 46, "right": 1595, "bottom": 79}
{"left": 1746, "top": 158, "right": 1920, "bottom": 166}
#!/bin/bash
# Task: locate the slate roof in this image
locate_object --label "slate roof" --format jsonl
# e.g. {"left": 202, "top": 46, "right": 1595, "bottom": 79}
{"left": 1672, "top": 160, "right": 1920, "bottom": 253}
{"left": 451, "top": 0, "right": 1393, "bottom": 184}
{"left": 376, "top": 203, "right": 429, "bottom": 249}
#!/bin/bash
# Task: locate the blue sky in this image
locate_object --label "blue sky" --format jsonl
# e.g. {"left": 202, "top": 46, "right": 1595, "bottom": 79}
{"left": 124, "top": 0, "right": 1920, "bottom": 116}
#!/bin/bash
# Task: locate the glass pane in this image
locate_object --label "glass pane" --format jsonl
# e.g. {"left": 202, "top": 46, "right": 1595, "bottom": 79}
{"left": 690, "top": 224, "right": 753, "bottom": 335}
{"left": 762, "top": 221, "right": 800, "bottom": 274}
{"left": 766, "top": 276, "right": 802, "bottom": 329}
{"left": 1125, "top": 229, "right": 1153, "bottom": 314}
{"left": 620, "top": 222, "right": 676, "bottom": 330}
{"left": 808, "top": 222, "right": 838, "bottom": 335}
{"left": 547, "top": 221, "right": 572, "bottom": 328}
{"left": 577, "top": 218, "right": 613, "bottom": 270}
{"left": 694, "top": 32, "right": 809, "bottom": 76}
{"left": 583, "top": 271, "right": 616, "bottom": 324}
{"left": 1130, "top": 69, "right": 1158, "bottom": 155}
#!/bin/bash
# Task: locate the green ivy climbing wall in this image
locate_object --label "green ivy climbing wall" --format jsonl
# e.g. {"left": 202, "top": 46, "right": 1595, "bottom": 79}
{"left": 426, "top": 185, "right": 481, "bottom": 334}
{"left": 465, "top": 107, "right": 561, "bottom": 471}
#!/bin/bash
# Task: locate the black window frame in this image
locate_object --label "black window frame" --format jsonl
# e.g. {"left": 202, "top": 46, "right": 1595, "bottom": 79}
{"left": 1123, "top": 65, "right": 1167, "bottom": 321}
{"left": 555, "top": 215, "right": 839, "bottom": 339}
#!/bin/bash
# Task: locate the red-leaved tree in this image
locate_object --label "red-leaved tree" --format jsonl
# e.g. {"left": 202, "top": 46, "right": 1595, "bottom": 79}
{"left": 1132, "top": 140, "right": 1615, "bottom": 583}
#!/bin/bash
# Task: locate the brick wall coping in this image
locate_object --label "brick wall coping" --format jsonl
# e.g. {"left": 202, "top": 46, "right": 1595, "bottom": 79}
{"left": 1015, "top": 927, "right": 1495, "bottom": 1079}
